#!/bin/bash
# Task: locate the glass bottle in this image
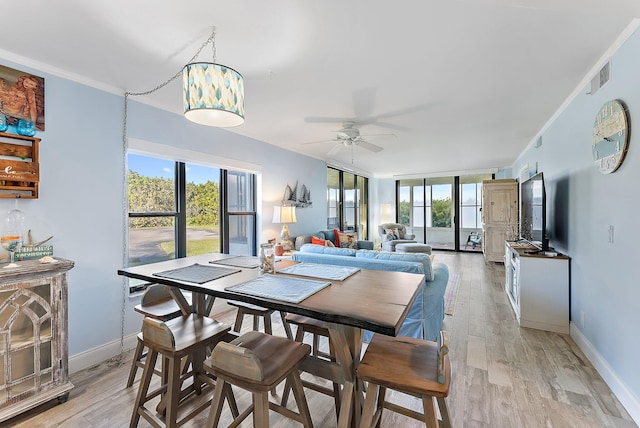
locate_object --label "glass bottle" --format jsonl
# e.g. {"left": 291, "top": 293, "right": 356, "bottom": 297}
{"left": 0, "top": 114, "right": 7, "bottom": 132}
{"left": 259, "top": 243, "right": 275, "bottom": 274}
{"left": 16, "top": 119, "right": 36, "bottom": 137}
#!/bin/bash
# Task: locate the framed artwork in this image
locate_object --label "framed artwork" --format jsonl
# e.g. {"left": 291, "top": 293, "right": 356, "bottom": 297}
{"left": 0, "top": 65, "right": 45, "bottom": 131}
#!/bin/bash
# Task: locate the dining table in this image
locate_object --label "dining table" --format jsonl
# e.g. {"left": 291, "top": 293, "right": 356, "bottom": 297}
{"left": 118, "top": 252, "right": 424, "bottom": 428}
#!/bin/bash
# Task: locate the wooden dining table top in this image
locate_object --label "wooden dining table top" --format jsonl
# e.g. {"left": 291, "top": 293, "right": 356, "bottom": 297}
{"left": 118, "top": 253, "right": 424, "bottom": 337}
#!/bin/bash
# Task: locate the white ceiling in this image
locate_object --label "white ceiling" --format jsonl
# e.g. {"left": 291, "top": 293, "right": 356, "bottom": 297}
{"left": 3, "top": 1, "right": 640, "bottom": 177}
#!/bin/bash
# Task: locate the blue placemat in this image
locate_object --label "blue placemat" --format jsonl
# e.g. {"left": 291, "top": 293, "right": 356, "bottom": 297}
{"left": 210, "top": 256, "right": 261, "bottom": 269}
{"left": 225, "top": 275, "right": 331, "bottom": 303}
{"left": 153, "top": 263, "right": 240, "bottom": 284}
{"left": 277, "top": 263, "right": 360, "bottom": 281}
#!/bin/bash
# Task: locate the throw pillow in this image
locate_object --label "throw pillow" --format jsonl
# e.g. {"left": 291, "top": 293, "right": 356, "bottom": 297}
{"left": 337, "top": 231, "right": 358, "bottom": 249}
{"left": 311, "top": 236, "right": 326, "bottom": 246}
{"left": 332, "top": 228, "right": 341, "bottom": 246}
{"left": 384, "top": 228, "right": 399, "bottom": 239}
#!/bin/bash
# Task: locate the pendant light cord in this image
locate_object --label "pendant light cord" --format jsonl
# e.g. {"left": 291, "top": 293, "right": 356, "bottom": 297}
{"left": 116, "top": 27, "right": 217, "bottom": 361}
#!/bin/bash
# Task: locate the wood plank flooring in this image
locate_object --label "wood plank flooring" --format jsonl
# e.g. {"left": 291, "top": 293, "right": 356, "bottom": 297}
{"left": 4, "top": 251, "right": 636, "bottom": 427}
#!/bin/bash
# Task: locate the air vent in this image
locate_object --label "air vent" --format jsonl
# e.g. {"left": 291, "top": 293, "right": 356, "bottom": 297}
{"left": 535, "top": 136, "right": 542, "bottom": 148}
{"left": 590, "top": 61, "right": 610, "bottom": 95}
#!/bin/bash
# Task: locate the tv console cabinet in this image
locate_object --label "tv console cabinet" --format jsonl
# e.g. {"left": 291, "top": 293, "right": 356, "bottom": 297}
{"left": 504, "top": 241, "right": 569, "bottom": 334}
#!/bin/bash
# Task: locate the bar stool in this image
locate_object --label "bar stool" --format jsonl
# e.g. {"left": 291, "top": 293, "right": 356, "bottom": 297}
{"left": 129, "top": 314, "right": 236, "bottom": 428}
{"left": 227, "top": 300, "right": 293, "bottom": 339}
{"left": 126, "top": 284, "right": 193, "bottom": 388}
{"left": 204, "top": 331, "right": 314, "bottom": 427}
{"left": 357, "top": 331, "right": 452, "bottom": 428}
{"left": 280, "top": 313, "right": 341, "bottom": 420}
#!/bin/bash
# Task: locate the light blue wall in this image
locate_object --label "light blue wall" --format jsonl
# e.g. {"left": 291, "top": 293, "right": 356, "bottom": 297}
{"left": 0, "top": 58, "right": 327, "bottom": 361}
{"left": 511, "top": 28, "right": 640, "bottom": 417}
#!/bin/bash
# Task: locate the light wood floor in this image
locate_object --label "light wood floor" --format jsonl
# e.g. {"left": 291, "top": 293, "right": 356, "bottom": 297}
{"left": 4, "top": 251, "right": 636, "bottom": 427}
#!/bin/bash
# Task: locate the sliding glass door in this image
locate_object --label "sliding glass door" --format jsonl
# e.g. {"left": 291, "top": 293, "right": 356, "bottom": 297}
{"left": 397, "top": 173, "right": 490, "bottom": 251}
{"left": 326, "top": 167, "right": 369, "bottom": 239}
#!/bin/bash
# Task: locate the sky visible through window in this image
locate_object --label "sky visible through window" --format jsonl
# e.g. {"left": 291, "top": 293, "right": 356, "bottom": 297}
{"left": 128, "top": 154, "right": 219, "bottom": 184}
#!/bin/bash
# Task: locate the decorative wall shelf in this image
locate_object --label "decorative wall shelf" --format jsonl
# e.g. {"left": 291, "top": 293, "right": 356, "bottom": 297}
{"left": 0, "top": 132, "right": 40, "bottom": 199}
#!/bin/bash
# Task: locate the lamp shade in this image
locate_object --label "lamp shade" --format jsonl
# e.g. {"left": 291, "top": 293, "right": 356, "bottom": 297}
{"left": 183, "top": 62, "right": 245, "bottom": 127}
{"left": 272, "top": 205, "right": 297, "bottom": 224}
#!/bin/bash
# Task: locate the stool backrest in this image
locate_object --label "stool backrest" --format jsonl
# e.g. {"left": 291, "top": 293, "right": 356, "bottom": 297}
{"left": 142, "top": 317, "right": 176, "bottom": 350}
{"left": 212, "top": 339, "right": 265, "bottom": 381}
{"left": 140, "top": 284, "right": 174, "bottom": 306}
{"left": 437, "top": 330, "right": 449, "bottom": 384}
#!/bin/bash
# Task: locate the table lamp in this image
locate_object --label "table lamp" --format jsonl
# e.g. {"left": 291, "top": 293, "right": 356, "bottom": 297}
{"left": 273, "top": 205, "right": 297, "bottom": 251}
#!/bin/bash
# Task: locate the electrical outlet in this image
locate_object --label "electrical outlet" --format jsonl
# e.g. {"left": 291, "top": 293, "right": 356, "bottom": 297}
{"left": 580, "top": 310, "right": 585, "bottom": 329}
{"left": 608, "top": 225, "right": 614, "bottom": 243}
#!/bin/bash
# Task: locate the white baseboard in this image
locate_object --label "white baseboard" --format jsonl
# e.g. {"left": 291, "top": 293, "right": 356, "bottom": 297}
{"left": 68, "top": 301, "right": 233, "bottom": 374}
{"left": 69, "top": 333, "right": 139, "bottom": 374}
{"left": 570, "top": 322, "right": 640, "bottom": 424}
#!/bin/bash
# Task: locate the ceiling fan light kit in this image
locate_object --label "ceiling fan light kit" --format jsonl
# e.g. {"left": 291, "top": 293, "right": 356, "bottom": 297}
{"left": 304, "top": 122, "right": 391, "bottom": 160}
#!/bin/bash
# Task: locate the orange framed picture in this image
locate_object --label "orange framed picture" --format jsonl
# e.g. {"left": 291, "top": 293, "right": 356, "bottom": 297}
{"left": 0, "top": 65, "right": 45, "bottom": 131}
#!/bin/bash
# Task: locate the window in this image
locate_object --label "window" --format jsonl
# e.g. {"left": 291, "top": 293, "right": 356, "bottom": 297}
{"left": 326, "top": 167, "right": 369, "bottom": 239}
{"left": 128, "top": 153, "right": 256, "bottom": 273}
{"left": 460, "top": 181, "right": 482, "bottom": 229}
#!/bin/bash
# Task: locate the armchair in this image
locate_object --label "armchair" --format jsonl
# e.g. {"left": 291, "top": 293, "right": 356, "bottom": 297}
{"left": 378, "top": 223, "right": 417, "bottom": 252}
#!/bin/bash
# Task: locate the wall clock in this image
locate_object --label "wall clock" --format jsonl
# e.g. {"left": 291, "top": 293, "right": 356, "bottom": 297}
{"left": 592, "top": 100, "right": 630, "bottom": 174}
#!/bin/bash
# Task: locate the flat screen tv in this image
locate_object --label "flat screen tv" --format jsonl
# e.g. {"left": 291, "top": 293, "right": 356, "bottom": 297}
{"left": 520, "top": 172, "right": 549, "bottom": 251}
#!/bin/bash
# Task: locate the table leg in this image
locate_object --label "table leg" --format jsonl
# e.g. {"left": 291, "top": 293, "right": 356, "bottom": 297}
{"left": 168, "top": 287, "right": 193, "bottom": 316}
{"left": 328, "top": 323, "right": 364, "bottom": 428}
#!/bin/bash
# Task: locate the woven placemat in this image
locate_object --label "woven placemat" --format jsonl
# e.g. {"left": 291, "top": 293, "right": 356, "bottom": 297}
{"left": 225, "top": 274, "right": 330, "bottom": 303}
{"left": 210, "top": 256, "right": 260, "bottom": 269}
{"left": 277, "top": 263, "right": 360, "bottom": 281}
{"left": 153, "top": 263, "right": 240, "bottom": 284}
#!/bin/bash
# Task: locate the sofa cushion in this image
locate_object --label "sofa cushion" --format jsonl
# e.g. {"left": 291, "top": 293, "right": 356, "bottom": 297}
{"left": 337, "top": 231, "right": 358, "bottom": 249}
{"left": 299, "top": 244, "right": 357, "bottom": 257}
{"left": 356, "top": 249, "right": 433, "bottom": 281}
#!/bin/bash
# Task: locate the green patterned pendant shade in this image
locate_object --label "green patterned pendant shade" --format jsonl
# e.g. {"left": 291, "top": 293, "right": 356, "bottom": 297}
{"left": 183, "top": 62, "right": 244, "bottom": 127}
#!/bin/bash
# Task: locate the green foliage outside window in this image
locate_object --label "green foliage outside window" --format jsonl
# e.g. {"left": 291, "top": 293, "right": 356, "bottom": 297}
{"left": 432, "top": 198, "right": 452, "bottom": 227}
{"left": 398, "top": 198, "right": 451, "bottom": 227}
{"left": 399, "top": 201, "right": 410, "bottom": 225}
{"left": 128, "top": 170, "right": 219, "bottom": 228}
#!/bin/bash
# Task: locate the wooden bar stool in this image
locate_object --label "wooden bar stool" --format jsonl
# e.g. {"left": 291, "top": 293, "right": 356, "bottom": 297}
{"left": 357, "top": 331, "right": 452, "bottom": 428}
{"left": 129, "top": 314, "right": 236, "bottom": 428}
{"left": 280, "top": 313, "right": 341, "bottom": 420}
{"left": 205, "top": 330, "right": 314, "bottom": 427}
{"left": 227, "top": 300, "right": 293, "bottom": 339}
{"left": 126, "top": 284, "right": 193, "bottom": 388}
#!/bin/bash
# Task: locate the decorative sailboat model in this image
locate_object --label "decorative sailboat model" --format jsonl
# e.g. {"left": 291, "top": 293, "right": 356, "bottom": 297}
{"left": 282, "top": 181, "right": 313, "bottom": 207}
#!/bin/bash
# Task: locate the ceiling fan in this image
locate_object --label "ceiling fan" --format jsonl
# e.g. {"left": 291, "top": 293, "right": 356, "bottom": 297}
{"left": 303, "top": 122, "right": 395, "bottom": 158}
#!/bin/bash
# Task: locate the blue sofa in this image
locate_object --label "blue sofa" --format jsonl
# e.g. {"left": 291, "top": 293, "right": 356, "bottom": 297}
{"left": 292, "top": 244, "right": 449, "bottom": 341}
{"left": 294, "top": 229, "right": 374, "bottom": 250}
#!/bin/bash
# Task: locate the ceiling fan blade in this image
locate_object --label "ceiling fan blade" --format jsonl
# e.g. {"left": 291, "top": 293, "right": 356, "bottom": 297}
{"left": 327, "top": 143, "right": 344, "bottom": 156}
{"left": 301, "top": 138, "right": 338, "bottom": 145}
{"left": 305, "top": 116, "right": 352, "bottom": 124}
{"left": 371, "top": 121, "right": 412, "bottom": 132}
{"left": 375, "top": 103, "right": 434, "bottom": 120}
{"left": 355, "top": 139, "right": 384, "bottom": 153}
{"left": 359, "top": 133, "right": 398, "bottom": 139}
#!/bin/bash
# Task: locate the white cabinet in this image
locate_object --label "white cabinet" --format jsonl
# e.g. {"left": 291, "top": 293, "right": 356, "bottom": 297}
{"left": 0, "top": 258, "right": 74, "bottom": 423}
{"left": 482, "top": 179, "right": 517, "bottom": 263}
{"left": 505, "top": 242, "right": 569, "bottom": 334}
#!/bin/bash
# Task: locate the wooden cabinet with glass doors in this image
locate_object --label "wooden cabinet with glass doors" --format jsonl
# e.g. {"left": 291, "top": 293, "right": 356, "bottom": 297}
{"left": 0, "top": 258, "right": 74, "bottom": 423}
